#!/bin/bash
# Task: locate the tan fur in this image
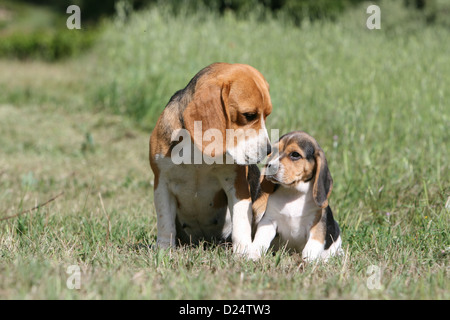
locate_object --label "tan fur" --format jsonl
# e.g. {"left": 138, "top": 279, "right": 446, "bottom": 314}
{"left": 309, "top": 210, "right": 326, "bottom": 242}
{"left": 234, "top": 165, "right": 251, "bottom": 201}
{"left": 251, "top": 177, "right": 275, "bottom": 223}
{"left": 277, "top": 143, "right": 315, "bottom": 185}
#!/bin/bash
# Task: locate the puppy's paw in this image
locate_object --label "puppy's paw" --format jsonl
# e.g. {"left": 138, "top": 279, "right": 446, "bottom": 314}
{"left": 233, "top": 242, "right": 252, "bottom": 256}
{"left": 302, "top": 239, "right": 324, "bottom": 262}
{"left": 246, "top": 246, "right": 262, "bottom": 261}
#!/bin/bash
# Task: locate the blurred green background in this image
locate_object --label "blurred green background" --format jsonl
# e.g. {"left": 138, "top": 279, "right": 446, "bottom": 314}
{"left": 0, "top": 0, "right": 444, "bottom": 61}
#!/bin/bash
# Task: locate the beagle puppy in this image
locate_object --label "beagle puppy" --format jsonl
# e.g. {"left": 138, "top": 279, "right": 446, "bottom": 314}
{"left": 249, "top": 131, "right": 342, "bottom": 261}
{"left": 149, "top": 63, "right": 272, "bottom": 254}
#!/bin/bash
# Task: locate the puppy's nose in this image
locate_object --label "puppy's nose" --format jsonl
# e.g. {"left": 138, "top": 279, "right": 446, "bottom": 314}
{"left": 266, "top": 159, "right": 279, "bottom": 175}
{"left": 266, "top": 143, "right": 272, "bottom": 156}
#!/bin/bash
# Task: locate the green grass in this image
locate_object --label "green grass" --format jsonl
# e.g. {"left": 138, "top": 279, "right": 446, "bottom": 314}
{"left": 0, "top": 0, "right": 449, "bottom": 299}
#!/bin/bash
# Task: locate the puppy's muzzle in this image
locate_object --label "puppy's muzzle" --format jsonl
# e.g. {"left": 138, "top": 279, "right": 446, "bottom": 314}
{"left": 265, "top": 158, "right": 279, "bottom": 175}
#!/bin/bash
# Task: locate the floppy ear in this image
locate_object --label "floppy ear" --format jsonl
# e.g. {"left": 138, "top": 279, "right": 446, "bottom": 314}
{"left": 183, "top": 83, "right": 230, "bottom": 155}
{"left": 251, "top": 174, "right": 277, "bottom": 227}
{"left": 313, "top": 149, "right": 333, "bottom": 208}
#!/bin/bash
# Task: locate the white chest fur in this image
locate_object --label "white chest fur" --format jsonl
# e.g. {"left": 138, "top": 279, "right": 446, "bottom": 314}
{"left": 250, "top": 181, "right": 321, "bottom": 260}
{"left": 265, "top": 181, "right": 318, "bottom": 251}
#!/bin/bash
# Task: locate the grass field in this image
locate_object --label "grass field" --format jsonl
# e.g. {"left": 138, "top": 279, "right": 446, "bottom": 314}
{"left": 0, "top": 1, "right": 449, "bottom": 299}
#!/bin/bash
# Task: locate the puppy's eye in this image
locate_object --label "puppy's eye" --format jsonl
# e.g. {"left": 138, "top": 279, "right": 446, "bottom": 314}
{"left": 290, "top": 152, "right": 302, "bottom": 160}
{"left": 243, "top": 113, "right": 257, "bottom": 122}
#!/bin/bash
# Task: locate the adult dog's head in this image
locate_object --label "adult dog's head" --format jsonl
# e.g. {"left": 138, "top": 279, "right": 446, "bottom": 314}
{"left": 182, "top": 63, "right": 272, "bottom": 164}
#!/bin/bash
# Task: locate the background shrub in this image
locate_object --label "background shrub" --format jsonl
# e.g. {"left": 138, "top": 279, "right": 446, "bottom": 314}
{"left": 0, "top": 29, "right": 98, "bottom": 61}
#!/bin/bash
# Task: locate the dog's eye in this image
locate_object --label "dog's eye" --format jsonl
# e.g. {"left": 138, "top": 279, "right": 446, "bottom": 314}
{"left": 290, "top": 152, "right": 302, "bottom": 160}
{"left": 243, "top": 113, "right": 257, "bottom": 122}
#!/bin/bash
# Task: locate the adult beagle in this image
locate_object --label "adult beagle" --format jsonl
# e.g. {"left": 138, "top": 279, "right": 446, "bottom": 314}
{"left": 249, "top": 131, "right": 342, "bottom": 261}
{"left": 149, "top": 63, "right": 272, "bottom": 254}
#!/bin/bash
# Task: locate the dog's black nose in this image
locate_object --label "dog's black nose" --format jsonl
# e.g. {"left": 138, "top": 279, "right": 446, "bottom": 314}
{"left": 266, "top": 143, "right": 272, "bottom": 156}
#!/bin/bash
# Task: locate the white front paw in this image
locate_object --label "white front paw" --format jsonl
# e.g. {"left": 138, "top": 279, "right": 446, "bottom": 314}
{"left": 233, "top": 242, "right": 252, "bottom": 256}
{"left": 302, "top": 240, "right": 324, "bottom": 262}
{"left": 247, "top": 246, "right": 262, "bottom": 261}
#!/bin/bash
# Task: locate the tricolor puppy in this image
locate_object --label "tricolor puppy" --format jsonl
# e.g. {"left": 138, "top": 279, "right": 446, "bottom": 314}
{"left": 149, "top": 63, "right": 272, "bottom": 254}
{"left": 250, "top": 131, "right": 342, "bottom": 261}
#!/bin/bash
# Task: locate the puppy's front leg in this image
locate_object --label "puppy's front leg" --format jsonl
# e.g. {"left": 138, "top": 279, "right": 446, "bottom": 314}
{"left": 249, "top": 216, "right": 277, "bottom": 260}
{"left": 302, "top": 212, "right": 326, "bottom": 262}
{"left": 154, "top": 179, "right": 177, "bottom": 248}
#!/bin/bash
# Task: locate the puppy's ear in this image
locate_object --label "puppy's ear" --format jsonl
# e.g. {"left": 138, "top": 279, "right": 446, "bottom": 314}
{"left": 313, "top": 149, "right": 333, "bottom": 208}
{"left": 183, "top": 83, "right": 230, "bottom": 155}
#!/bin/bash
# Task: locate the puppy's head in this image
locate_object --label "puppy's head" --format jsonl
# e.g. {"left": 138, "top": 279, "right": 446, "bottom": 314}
{"left": 265, "top": 131, "right": 333, "bottom": 208}
{"left": 183, "top": 63, "right": 272, "bottom": 164}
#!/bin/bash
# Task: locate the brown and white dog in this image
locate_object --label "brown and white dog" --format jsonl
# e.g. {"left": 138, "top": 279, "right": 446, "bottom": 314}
{"left": 149, "top": 63, "right": 272, "bottom": 254}
{"left": 249, "top": 131, "right": 342, "bottom": 261}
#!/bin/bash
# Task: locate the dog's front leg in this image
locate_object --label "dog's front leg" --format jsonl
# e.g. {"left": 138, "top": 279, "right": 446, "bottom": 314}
{"left": 229, "top": 197, "right": 253, "bottom": 255}
{"left": 154, "top": 179, "right": 177, "bottom": 248}
{"left": 220, "top": 166, "right": 253, "bottom": 255}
